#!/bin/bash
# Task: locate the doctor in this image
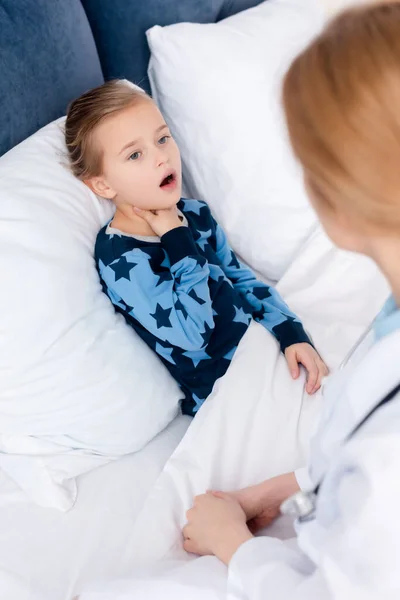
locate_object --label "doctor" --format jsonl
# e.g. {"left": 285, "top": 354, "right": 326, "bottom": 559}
{"left": 183, "top": 3, "right": 400, "bottom": 598}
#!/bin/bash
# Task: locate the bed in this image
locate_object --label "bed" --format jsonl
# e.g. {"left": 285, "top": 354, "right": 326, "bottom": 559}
{"left": 0, "top": 1, "right": 388, "bottom": 599}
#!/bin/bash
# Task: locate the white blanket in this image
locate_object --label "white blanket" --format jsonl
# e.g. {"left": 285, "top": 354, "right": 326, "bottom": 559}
{"left": 0, "top": 415, "right": 191, "bottom": 600}
{"left": 79, "top": 228, "right": 389, "bottom": 599}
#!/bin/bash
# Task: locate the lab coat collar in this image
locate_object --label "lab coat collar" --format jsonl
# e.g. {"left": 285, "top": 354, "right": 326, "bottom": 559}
{"left": 374, "top": 295, "right": 400, "bottom": 341}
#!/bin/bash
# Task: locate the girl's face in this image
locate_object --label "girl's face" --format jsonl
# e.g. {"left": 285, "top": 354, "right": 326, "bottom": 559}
{"left": 86, "top": 99, "right": 182, "bottom": 211}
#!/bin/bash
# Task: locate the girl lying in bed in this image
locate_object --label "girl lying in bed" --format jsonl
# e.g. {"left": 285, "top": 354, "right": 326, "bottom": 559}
{"left": 65, "top": 81, "right": 328, "bottom": 416}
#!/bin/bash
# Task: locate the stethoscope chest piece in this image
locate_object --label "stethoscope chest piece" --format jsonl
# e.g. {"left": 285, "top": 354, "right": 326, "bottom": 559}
{"left": 280, "top": 490, "right": 317, "bottom": 522}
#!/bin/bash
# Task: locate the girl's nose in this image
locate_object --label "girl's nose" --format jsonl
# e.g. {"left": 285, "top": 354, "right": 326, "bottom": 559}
{"left": 155, "top": 147, "right": 168, "bottom": 167}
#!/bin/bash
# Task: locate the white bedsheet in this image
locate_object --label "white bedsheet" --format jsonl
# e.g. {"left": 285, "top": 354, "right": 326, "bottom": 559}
{"left": 0, "top": 415, "right": 190, "bottom": 600}
{"left": 78, "top": 228, "right": 389, "bottom": 599}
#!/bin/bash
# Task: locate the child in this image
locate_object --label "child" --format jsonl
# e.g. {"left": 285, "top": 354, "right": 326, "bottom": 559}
{"left": 65, "top": 80, "right": 328, "bottom": 416}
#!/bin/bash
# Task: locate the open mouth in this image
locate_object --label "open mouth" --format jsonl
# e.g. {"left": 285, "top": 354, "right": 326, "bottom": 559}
{"left": 160, "top": 171, "right": 177, "bottom": 189}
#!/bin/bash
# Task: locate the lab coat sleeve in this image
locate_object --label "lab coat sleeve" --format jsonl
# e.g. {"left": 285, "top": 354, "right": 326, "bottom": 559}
{"left": 294, "top": 466, "right": 312, "bottom": 491}
{"left": 228, "top": 434, "right": 400, "bottom": 600}
{"left": 228, "top": 537, "right": 330, "bottom": 600}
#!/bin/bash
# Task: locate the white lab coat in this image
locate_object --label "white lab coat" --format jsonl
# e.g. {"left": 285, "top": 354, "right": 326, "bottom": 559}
{"left": 228, "top": 328, "right": 400, "bottom": 600}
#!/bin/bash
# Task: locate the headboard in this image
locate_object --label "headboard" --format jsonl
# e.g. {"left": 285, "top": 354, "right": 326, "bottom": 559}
{"left": 0, "top": 0, "right": 263, "bottom": 157}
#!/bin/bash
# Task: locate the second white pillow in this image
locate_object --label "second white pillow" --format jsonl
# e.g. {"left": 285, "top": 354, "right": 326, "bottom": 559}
{"left": 147, "top": 0, "right": 324, "bottom": 281}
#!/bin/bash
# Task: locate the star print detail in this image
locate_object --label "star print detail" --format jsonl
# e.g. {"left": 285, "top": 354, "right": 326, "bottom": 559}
{"left": 150, "top": 303, "right": 172, "bottom": 329}
{"left": 156, "top": 342, "right": 176, "bottom": 365}
{"left": 155, "top": 268, "right": 173, "bottom": 287}
{"left": 175, "top": 298, "right": 189, "bottom": 320}
{"left": 188, "top": 289, "right": 206, "bottom": 305}
{"left": 233, "top": 305, "right": 251, "bottom": 325}
{"left": 192, "top": 394, "right": 205, "bottom": 412}
{"left": 161, "top": 253, "right": 170, "bottom": 268}
{"left": 229, "top": 276, "right": 241, "bottom": 285}
{"left": 110, "top": 256, "right": 138, "bottom": 281}
{"left": 183, "top": 349, "right": 211, "bottom": 368}
{"left": 200, "top": 322, "right": 213, "bottom": 346}
{"left": 117, "top": 298, "right": 134, "bottom": 313}
{"left": 209, "top": 265, "right": 225, "bottom": 283}
{"left": 195, "top": 229, "right": 212, "bottom": 251}
{"left": 252, "top": 307, "right": 266, "bottom": 321}
{"left": 228, "top": 251, "right": 241, "bottom": 269}
{"left": 182, "top": 199, "right": 206, "bottom": 216}
{"left": 251, "top": 286, "right": 272, "bottom": 300}
{"left": 151, "top": 251, "right": 172, "bottom": 287}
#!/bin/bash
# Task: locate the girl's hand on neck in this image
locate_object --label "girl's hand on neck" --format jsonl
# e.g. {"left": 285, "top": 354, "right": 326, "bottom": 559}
{"left": 111, "top": 205, "right": 156, "bottom": 237}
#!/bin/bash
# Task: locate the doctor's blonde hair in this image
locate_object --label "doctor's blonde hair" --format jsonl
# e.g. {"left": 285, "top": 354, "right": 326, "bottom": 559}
{"left": 283, "top": 1, "right": 400, "bottom": 232}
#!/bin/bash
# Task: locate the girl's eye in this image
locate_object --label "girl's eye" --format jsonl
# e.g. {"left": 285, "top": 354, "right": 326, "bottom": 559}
{"left": 158, "top": 135, "right": 170, "bottom": 145}
{"left": 129, "top": 151, "right": 141, "bottom": 161}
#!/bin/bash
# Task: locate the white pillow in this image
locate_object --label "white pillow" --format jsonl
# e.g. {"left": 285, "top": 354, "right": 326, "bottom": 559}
{"left": 147, "top": 0, "right": 325, "bottom": 281}
{"left": 321, "top": 0, "right": 365, "bottom": 17}
{"left": 0, "top": 118, "right": 182, "bottom": 510}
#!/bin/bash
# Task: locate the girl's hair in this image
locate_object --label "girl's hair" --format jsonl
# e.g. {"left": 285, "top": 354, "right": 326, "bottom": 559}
{"left": 283, "top": 1, "right": 400, "bottom": 231}
{"left": 65, "top": 79, "right": 150, "bottom": 180}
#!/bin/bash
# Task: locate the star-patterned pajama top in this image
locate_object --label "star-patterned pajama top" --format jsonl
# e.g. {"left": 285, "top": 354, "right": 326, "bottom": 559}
{"left": 95, "top": 199, "right": 311, "bottom": 416}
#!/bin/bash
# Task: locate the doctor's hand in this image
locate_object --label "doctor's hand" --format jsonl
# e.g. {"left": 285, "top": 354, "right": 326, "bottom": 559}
{"left": 285, "top": 343, "right": 328, "bottom": 394}
{"left": 183, "top": 493, "right": 253, "bottom": 566}
{"left": 213, "top": 472, "right": 300, "bottom": 532}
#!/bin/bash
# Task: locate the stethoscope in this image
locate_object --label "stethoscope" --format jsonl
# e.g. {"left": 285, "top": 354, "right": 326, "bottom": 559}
{"left": 280, "top": 316, "right": 399, "bottom": 523}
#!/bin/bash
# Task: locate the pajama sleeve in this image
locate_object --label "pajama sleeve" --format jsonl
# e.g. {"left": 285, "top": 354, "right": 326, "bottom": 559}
{"left": 213, "top": 222, "right": 311, "bottom": 352}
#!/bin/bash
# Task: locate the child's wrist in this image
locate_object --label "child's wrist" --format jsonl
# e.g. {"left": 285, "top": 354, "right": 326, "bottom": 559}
{"left": 158, "top": 222, "right": 182, "bottom": 237}
{"left": 157, "top": 211, "right": 184, "bottom": 236}
{"left": 161, "top": 226, "right": 200, "bottom": 265}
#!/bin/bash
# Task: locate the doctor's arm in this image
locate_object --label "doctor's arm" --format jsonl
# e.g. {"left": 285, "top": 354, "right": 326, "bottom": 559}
{"left": 185, "top": 435, "right": 400, "bottom": 599}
